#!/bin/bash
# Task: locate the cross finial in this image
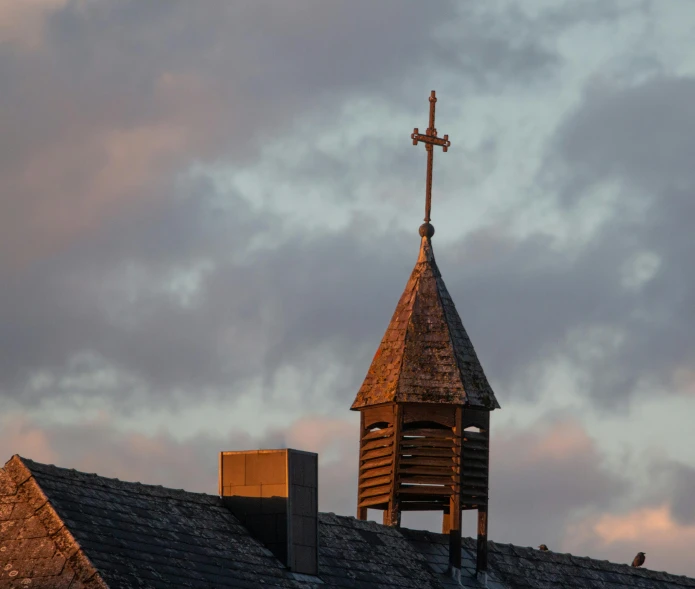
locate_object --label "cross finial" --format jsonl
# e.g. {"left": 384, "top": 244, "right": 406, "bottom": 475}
{"left": 411, "top": 90, "right": 451, "bottom": 238}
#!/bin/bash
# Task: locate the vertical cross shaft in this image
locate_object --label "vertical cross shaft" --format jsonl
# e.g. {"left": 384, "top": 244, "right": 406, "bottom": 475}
{"left": 411, "top": 90, "right": 451, "bottom": 227}
{"left": 424, "top": 92, "right": 436, "bottom": 224}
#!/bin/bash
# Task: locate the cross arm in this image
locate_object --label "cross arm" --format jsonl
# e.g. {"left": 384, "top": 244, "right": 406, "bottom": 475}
{"left": 411, "top": 128, "right": 451, "bottom": 152}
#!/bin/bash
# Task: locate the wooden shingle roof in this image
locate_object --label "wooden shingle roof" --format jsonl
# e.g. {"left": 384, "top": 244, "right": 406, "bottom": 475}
{"left": 352, "top": 235, "right": 499, "bottom": 410}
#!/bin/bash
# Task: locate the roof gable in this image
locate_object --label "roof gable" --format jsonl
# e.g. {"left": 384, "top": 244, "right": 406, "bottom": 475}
{"left": 0, "top": 455, "right": 108, "bottom": 588}
{"left": 352, "top": 236, "right": 499, "bottom": 409}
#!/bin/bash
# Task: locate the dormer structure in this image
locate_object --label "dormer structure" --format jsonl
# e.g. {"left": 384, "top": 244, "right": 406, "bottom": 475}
{"left": 351, "top": 91, "right": 500, "bottom": 576}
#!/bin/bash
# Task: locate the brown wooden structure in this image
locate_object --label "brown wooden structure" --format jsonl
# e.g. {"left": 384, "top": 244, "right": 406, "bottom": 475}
{"left": 351, "top": 92, "right": 500, "bottom": 575}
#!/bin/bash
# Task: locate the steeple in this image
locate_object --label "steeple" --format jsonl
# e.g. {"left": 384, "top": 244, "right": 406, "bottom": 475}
{"left": 351, "top": 234, "right": 499, "bottom": 410}
{"left": 351, "top": 91, "right": 499, "bottom": 579}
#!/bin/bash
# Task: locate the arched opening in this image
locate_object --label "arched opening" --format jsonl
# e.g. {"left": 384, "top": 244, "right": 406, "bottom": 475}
{"left": 403, "top": 420, "right": 450, "bottom": 432}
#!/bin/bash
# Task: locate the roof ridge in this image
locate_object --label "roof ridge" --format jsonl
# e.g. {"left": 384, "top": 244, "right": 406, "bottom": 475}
{"left": 431, "top": 249, "right": 463, "bottom": 407}
{"left": 399, "top": 524, "right": 695, "bottom": 582}
{"left": 22, "top": 456, "right": 218, "bottom": 502}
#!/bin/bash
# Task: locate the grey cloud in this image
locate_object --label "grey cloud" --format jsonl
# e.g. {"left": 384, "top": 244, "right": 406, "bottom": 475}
{"left": 0, "top": 179, "right": 415, "bottom": 407}
{"left": 533, "top": 75, "right": 695, "bottom": 403}
{"left": 565, "top": 456, "right": 695, "bottom": 575}
{"left": 0, "top": 0, "right": 560, "bottom": 266}
{"left": 556, "top": 77, "right": 695, "bottom": 197}
{"left": 540, "top": 0, "right": 651, "bottom": 29}
{"left": 0, "top": 0, "right": 567, "bottom": 411}
{"left": 3, "top": 168, "right": 690, "bottom": 412}
{"left": 0, "top": 179, "right": 680, "bottom": 412}
{"left": 653, "top": 462, "right": 695, "bottom": 526}
{"left": 406, "top": 416, "right": 629, "bottom": 545}
{"left": 6, "top": 3, "right": 692, "bottom": 415}
{"left": 0, "top": 414, "right": 356, "bottom": 513}
{"left": 487, "top": 418, "right": 627, "bottom": 548}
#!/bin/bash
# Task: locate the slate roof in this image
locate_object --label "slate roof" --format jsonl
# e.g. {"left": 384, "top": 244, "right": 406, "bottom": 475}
{"left": 403, "top": 529, "right": 695, "bottom": 589}
{"left": 3, "top": 456, "right": 695, "bottom": 589}
{"left": 352, "top": 235, "right": 499, "bottom": 410}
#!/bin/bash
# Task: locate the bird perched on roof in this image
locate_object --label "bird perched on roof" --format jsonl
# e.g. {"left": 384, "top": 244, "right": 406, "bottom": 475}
{"left": 538, "top": 544, "right": 549, "bottom": 552}
{"left": 631, "top": 552, "right": 646, "bottom": 567}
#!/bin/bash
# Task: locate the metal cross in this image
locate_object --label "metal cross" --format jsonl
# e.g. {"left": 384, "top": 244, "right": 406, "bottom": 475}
{"left": 411, "top": 90, "right": 451, "bottom": 225}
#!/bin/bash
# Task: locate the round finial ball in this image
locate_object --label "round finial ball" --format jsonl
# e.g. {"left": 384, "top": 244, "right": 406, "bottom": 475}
{"left": 419, "top": 223, "right": 435, "bottom": 238}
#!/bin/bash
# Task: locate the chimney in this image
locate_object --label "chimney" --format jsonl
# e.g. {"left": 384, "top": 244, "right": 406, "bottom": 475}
{"left": 219, "top": 449, "right": 318, "bottom": 575}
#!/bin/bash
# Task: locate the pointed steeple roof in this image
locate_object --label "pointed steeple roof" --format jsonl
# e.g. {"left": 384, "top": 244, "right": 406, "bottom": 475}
{"left": 351, "top": 234, "right": 499, "bottom": 410}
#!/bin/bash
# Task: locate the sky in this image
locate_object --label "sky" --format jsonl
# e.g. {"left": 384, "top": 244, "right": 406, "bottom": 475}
{"left": 1, "top": 0, "right": 695, "bottom": 577}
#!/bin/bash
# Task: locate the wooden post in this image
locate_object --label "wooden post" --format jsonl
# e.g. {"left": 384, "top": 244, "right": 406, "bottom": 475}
{"left": 448, "top": 407, "right": 462, "bottom": 571}
{"left": 448, "top": 498, "right": 462, "bottom": 570}
{"left": 476, "top": 412, "right": 490, "bottom": 573}
{"left": 442, "top": 507, "right": 450, "bottom": 534}
{"left": 357, "top": 411, "right": 367, "bottom": 520}
{"left": 476, "top": 506, "right": 488, "bottom": 572}
{"left": 384, "top": 404, "right": 402, "bottom": 527}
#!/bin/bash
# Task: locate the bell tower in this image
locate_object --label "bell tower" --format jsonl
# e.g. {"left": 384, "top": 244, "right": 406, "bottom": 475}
{"left": 351, "top": 91, "right": 500, "bottom": 576}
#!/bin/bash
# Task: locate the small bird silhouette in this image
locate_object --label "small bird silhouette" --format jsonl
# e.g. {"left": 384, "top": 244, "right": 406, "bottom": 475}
{"left": 631, "top": 552, "right": 646, "bottom": 567}
{"left": 538, "top": 544, "right": 549, "bottom": 552}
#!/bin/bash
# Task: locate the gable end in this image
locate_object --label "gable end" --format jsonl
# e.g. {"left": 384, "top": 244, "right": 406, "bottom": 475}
{"left": 1, "top": 455, "right": 109, "bottom": 589}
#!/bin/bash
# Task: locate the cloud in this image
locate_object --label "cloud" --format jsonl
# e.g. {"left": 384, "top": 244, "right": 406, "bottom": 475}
{"left": 0, "top": 0, "right": 568, "bottom": 413}
{"left": 652, "top": 461, "right": 695, "bottom": 526}
{"left": 0, "top": 0, "right": 570, "bottom": 412}
{"left": 566, "top": 505, "right": 695, "bottom": 576}
{"left": 555, "top": 76, "right": 695, "bottom": 197}
{"left": 0, "top": 413, "right": 232, "bottom": 491}
{"left": 3, "top": 170, "right": 691, "bottom": 414}
{"left": 487, "top": 418, "right": 626, "bottom": 548}
{"left": 0, "top": 0, "right": 69, "bottom": 48}
{"left": 0, "top": 411, "right": 357, "bottom": 513}
{"left": 510, "top": 74, "right": 695, "bottom": 404}
{"left": 0, "top": 184, "right": 414, "bottom": 407}
{"left": 0, "top": 0, "right": 559, "bottom": 269}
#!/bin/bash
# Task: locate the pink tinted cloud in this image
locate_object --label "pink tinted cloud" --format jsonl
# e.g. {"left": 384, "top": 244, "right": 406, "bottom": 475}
{"left": 566, "top": 505, "right": 695, "bottom": 576}
{"left": 0, "top": 412, "right": 359, "bottom": 508}
{"left": 19, "top": 123, "right": 186, "bottom": 250}
{"left": 673, "top": 367, "right": 695, "bottom": 396}
{"left": 281, "top": 415, "right": 358, "bottom": 514}
{"left": 2, "top": 54, "right": 237, "bottom": 269}
{"left": 0, "top": 0, "right": 68, "bottom": 48}
{"left": 0, "top": 412, "right": 234, "bottom": 492}
{"left": 0, "top": 417, "right": 59, "bottom": 465}
{"left": 526, "top": 420, "right": 594, "bottom": 462}
{"left": 284, "top": 415, "right": 356, "bottom": 458}
{"left": 493, "top": 418, "right": 600, "bottom": 469}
